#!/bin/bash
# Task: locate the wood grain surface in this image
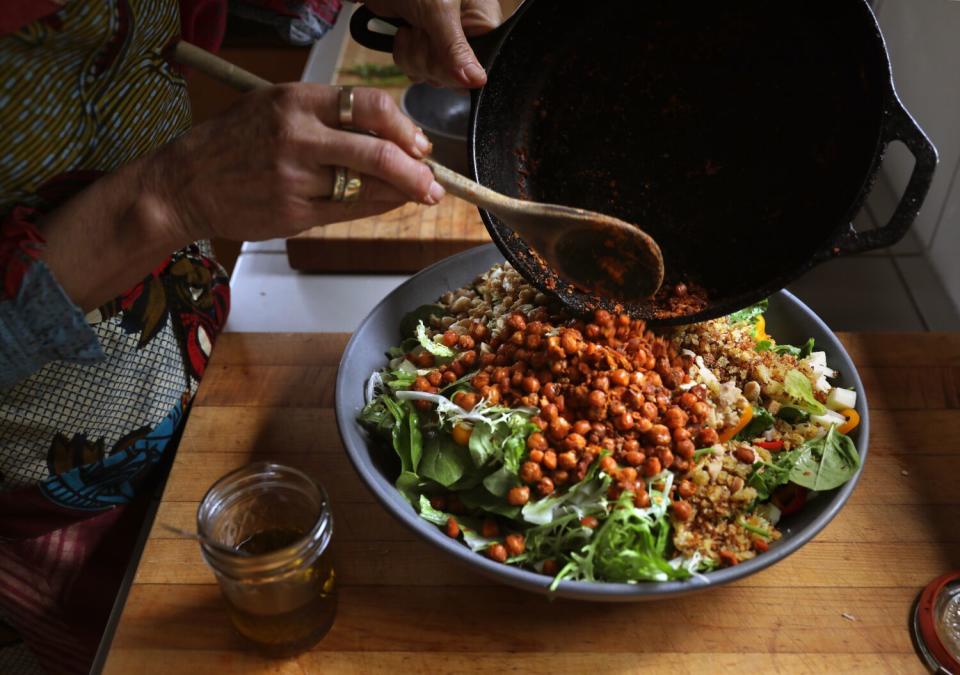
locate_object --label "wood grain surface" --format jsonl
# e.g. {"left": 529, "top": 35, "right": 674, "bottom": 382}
{"left": 101, "top": 331, "right": 960, "bottom": 674}
{"left": 285, "top": 39, "right": 490, "bottom": 272}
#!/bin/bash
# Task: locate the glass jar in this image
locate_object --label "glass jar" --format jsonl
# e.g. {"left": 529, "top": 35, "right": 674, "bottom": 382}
{"left": 197, "top": 462, "right": 336, "bottom": 655}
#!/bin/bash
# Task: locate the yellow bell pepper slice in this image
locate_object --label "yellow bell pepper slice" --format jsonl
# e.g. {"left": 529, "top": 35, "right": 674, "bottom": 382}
{"left": 754, "top": 315, "right": 770, "bottom": 342}
{"left": 837, "top": 408, "right": 860, "bottom": 435}
{"left": 719, "top": 405, "right": 754, "bottom": 443}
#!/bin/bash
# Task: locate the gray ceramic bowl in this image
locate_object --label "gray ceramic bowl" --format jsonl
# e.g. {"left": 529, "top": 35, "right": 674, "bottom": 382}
{"left": 400, "top": 83, "right": 470, "bottom": 175}
{"left": 334, "top": 244, "right": 869, "bottom": 601}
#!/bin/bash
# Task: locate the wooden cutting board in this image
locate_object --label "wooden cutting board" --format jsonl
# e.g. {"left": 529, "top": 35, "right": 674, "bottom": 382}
{"left": 103, "top": 331, "right": 960, "bottom": 674}
{"left": 286, "top": 35, "right": 491, "bottom": 272}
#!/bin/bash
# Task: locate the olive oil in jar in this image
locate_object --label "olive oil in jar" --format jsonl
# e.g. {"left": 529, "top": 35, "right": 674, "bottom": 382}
{"left": 197, "top": 463, "right": 337, "bottom": 655}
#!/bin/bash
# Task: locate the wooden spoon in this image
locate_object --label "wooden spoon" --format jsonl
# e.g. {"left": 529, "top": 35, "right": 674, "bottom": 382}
{"left": 172, "top": 41, "right": 665, "bottom": 300}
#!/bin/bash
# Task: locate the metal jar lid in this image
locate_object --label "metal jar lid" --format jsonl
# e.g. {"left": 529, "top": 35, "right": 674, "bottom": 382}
{"left": 913, "top": 571, "right": 960, "bottom": 674}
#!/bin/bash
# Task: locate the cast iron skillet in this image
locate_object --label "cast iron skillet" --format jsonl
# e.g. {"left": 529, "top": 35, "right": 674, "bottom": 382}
{"left": 353, "top": 0, "right": 937, "bottom": 325}
{"left": 334, "top": 244, "right": 869, "bottom": 601}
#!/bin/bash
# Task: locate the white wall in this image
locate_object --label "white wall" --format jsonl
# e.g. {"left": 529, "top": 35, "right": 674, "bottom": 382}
{"left": 876, "top": 0, "right": 960, "bottom": 312}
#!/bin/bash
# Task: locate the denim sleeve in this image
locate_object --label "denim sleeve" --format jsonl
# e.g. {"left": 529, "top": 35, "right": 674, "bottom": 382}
{"left": 0, "top": 205, "right": 103, "bottom": 389}
{"left": 0, "top": 260, "right": 103, "bottom": 389}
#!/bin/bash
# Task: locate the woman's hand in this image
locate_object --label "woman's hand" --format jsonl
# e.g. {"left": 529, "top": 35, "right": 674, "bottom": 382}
{"left": 39, "top": 83, "right": 442, "bottom": 310}
{"left": 147, "top": 83, "right": 444, "bottom": 244}
{"left": 362, "top": 0, "right": 503, "bottom": 89}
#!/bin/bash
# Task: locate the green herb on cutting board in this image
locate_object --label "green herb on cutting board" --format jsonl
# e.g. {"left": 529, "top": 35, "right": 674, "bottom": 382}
{"left": 340, "top": 63, "right": 409, "bottom": 85}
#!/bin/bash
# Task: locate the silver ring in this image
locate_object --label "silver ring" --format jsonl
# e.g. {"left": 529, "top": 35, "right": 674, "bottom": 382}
{"left": 331, "top": 166, "right": 348, "bottom": 201}
{"left": 338, "top": 86, "right": 354, "bottom": 128}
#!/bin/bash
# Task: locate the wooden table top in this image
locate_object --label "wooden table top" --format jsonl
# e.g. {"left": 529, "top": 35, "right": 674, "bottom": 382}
{"left": 103, "top": 331, "right": 960, "bottom": 674}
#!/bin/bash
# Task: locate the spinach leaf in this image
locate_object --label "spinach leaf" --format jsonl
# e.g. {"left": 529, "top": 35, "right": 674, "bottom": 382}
{"left": 784, "top": 369, "right": 827, "bottom": 415}
{"left": 735, "top": 405, "right": 775, "bottom": 440}
{"left": 726, "top": 300, "right": 768, "bottom": 325}
{"left": 385, "top": 399, "right": 422, "bottom": 474}
{"left": 747, "top": 448, "right": 803, "bottom": 501}
{"left": 777, "top": 406, "right": 810, "bottom": 424}
{"left": 482, "top": 465, "right": 521, "bottom": 497}
{"left": 457, "top": 485, "right": 521, "bottom": 519}
{"left": 400, "top": 305, "right": 445, "bottom": 339}
{"left": 468, "top": 423, "right": 497, "bottom": 467}
{"left": 396, "top": 471, "right": 423, "bottom": 505}
{"left": 419, "top": 434, "right": 472, "bottom": 487}
{"left": 415, "top": 321, "right": 455, "bottom": 358}
{"left": 789, "top": 426, "right": 860, "bottom": 491}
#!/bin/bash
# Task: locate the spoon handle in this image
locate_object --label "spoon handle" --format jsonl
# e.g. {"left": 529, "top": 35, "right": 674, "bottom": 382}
{"left": 422, "top": 158, "right": 522, "bottom": 217}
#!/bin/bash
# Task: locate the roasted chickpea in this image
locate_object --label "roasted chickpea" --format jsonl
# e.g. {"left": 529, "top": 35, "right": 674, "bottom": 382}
{"left": 634, "top": 490, "right": 651, "bottom": 508}
{"left": 691, "top": 401, "right": 711, "bottom": 419}
{"left": 445, "top": 517, "right": 460, "bottom": 538}
{"left": 553, "top": 469, "right": 570, "bottom": 486}
{"left": 451, "top": 423, "right": 473, "bottom": 446}
{"left": 664, "top": 406, "right": 688, "bottom": 429}
{"left": 697, "top": 427, "right": 719, "bottom": 446}
{"left": 641, "top": 401, "right": 658, "bottom": 420}
{"left": 560, "top": 331, "right": 581, "bottom": 355}
{"left": 599, "top": 455, "right": 618, "bottom": 474}
{"left": 442, "top": 370, "right": 457, "bottom": 384}
{"left": 426, "top": 370, "right": 442, "bottom": 387}
{"left": 521, "top": 375, "right": 541, "bottom": 394}
{"left": 430, "top": 495, "right": 447, "bottom": 511}
{"left": 442, "top": 331, "right": 459, "bottom": 347}
{"left": 520, "top": 461, "right": 542, "bottom": 484}
{"left": 610, "top": 369, "right": 630, "bottom": 387}
{"left": 563, "top": 433, "right": 587, "bottom": 452}
{"left": 643, "top": 456, "right": 662, "bottom": 478}
{"left": 658, "top": 448, "right": 675, "bottom": 468}
{"left": 678, "top": 479, "right": 696, "bottom": 499}
{"left": 413, "top": 351, "right": 435, "bottom": 368}
{"left": 452, "top": 391, "right": 478, "bottom": 411}
{"left": 542, "top": 559, "right": 559, "bottom": 576}
{"left": 592, "top": 375, "right": 610, "bottom": 392}
{"left": 507, "top": 486, "right": 530, "bottom": 506}
{"left": 580, "top": 515, "right": 599, "bottom": 529}
{"left": 672, "top": 500, "right": 693, "bottom": 522}
{"left": 542, "top": 450, "right": 558, "bottom": 470}
{"left": 413, "top": 399, "right": 432, "bottom": 413}
{"left": 624, "top": 449, "right": 645, "bottom": 467}
{"left": 486, "top": 543, "right": 508, "bottom": 563}
{"left": 613, "top": 412, "right": 635, "bottom": 431}
{"left": 648, "top": 424, "right": 672, "bottom": 447}
{"left": 470, "top": 322, "right": 489, "bottom": 341}
{"left": 635, "top": 417, "right": 653, "bottom": 433}
{"left": 505, "top": 534, "right": 526, "bottom": 557}
{"left": 458, "top": 334, "right": 476, "bottom": 351}
{"left": 672, "top": 427, "right": 691, "bottom": 442}
{"left": 413, "top": 376, "right": 431, "bottom": 392}
{"left": 558, "top": 451, "right": 578, "bottom": 470}
{"left": 541, "top": 403, "right": 559, "bottom": 421}
{"left": 676, "top": 439, "right": 696, "bottom": 460}
{"left": 537, "top": 476, "right": 555, "bottom": 496}
{"left": 548, "top": 416, "right": 572, "bottom": 441}
{"left": 573, "top": 420, "right": 592, "bottom": 436}
{"left": 506, "top": 313, "right": 526, "bottom": 333}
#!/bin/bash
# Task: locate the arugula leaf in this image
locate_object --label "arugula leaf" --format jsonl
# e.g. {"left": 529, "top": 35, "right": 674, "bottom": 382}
{"left": 419, "top": 434, "right": 472, "bottom": 487}
{"left": 400, "top": 305, "right": 445, "bottom": 339}
{"left": 788, "top": 426, "right": 860, "bottom": 491}
{"left": 735, "top": 405, "right": 775, "bottom": 440}
{"left": 726, "top": 300, "right": 768, "bottom": 325}
{"left": 784, "top": 369, "right": 827, "bottom": 415}
{"left": 358, "top": 394, "right": 395, "bottom": 438}
{"left": 747, "top": 448, "right": 802, "bottom": 501}
{"left": 556, "top": 493, "right": 690, "bottom": 586}
{"left": 756, "top": 337, "right": 816, "bottom": 358}
{"left": 415, "top": 321, "right": 455, "bottom": 358}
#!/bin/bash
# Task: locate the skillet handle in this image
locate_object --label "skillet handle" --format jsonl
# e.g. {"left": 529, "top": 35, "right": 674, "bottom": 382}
{"left": 349, "top": 5, "right": 520, "bottom": 67}
{"left": 349, "top": 7, "right": 409, "bottom": 53}
{"left": 818, "top": 97, "right": 938, "bottom": 260}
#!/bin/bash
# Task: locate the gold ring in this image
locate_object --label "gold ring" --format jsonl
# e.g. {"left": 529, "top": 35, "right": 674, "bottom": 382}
{"left": 343, "top": 169, "right": 362, "bottom": 202}
{"left": 331, "top": 166, "right": 348, "bottom": 201}
{"left": 338, "top": 86, "right": 354, "bottom": 128}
